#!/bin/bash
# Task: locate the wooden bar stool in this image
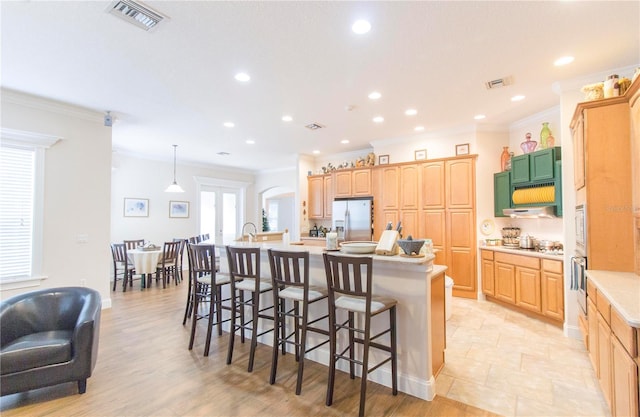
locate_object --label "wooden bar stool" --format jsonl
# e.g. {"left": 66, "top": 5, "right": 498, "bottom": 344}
{"left": 322, "top": 253, "right": 398, "bottom": 417}
{"left": 186, "top": 243, "right": 232, "bottom": 356}
{"left": 226, "top": 246, "right": 275, "bottom": 372}
{"left": 267, "top": 249, "right": 329, "bottom": 395}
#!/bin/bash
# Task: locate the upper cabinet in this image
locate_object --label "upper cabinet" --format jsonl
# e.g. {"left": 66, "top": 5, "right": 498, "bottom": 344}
{"left": 421, "top": 161, "right": 445, "bottom": 210}
{"left": 511, "top": 147, "right": 561, "bottom": 184}
{"left": 333, "top": 168, "right": 372, "bottom": 198}
{"left": 308, "top": 174, "right": 331, "bottom": 219}
{"left": 570, "top": 78, "right": 638, "bottom": 272}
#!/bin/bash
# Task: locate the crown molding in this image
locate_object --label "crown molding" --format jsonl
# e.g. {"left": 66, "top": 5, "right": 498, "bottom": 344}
{"left": 1, "top": 88, "right": 104, "bottom": 124}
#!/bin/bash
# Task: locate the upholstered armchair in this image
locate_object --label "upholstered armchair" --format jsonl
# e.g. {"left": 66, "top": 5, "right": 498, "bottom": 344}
{"left": 0, "top": 287, "right": 101, "bottom": 396}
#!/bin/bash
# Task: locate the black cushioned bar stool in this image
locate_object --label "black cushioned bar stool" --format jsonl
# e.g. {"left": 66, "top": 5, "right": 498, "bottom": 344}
{"left": 267, "top": 249, "right": 330, "bottom": 395}
{"left": 226, "top": 245, "right": 275, "bottom": 372}
{"left": 322, "top": 252, "right": 398, "bottom": 417}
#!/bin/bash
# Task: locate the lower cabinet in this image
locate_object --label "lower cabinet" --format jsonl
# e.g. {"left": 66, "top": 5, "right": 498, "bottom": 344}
{"left": 584, "top": 284, "right": 639, "bottom": 417}
{"left": 481, "top": 249, "right": 563, "bottom": 323}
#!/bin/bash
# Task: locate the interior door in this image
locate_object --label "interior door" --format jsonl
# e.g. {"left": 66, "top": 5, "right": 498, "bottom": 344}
{"left": 200, "top": 187, "right": 240, "bottom": 245}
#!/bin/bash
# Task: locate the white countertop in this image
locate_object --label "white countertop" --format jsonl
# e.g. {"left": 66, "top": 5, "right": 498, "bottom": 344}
{"left": 585, "top": 270, "right": 640, "bottom": 328}
{"left": 479, "top": 245, "right": 564, "bottom": 261}
{"left": 227, "top": 241, "right": 436, "bottom": 266}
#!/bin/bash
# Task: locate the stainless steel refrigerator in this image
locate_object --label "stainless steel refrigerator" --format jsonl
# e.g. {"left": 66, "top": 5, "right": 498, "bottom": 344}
{"left": 332, "top": 197, "right": 373, "bottom": 242}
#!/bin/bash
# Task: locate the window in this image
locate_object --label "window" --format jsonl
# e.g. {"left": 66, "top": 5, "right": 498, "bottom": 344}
{"left": 0, "top": 128, "right": 59, "bottom": 287}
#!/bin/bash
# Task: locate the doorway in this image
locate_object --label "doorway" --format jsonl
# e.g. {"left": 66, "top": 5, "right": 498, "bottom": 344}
{"left": 200, "top": 187, "right": 240, "bottom": 245}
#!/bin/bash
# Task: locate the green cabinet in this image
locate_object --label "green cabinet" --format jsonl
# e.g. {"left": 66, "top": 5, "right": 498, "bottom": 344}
{"left": 511, "top": 147, "right": 561, "bottom": 184}
{"left": 494, "top": 171, "right": 511, "bottom": 217}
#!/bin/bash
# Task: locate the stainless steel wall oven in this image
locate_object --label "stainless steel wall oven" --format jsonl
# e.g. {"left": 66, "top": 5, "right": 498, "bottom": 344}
{"left": 572, "top": 204, "right": 588, "bottom": 314}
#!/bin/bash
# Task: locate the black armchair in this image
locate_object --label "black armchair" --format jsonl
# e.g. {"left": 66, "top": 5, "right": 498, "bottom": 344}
{"left": 0, "top": 286, "right": 101, "bottom": 396}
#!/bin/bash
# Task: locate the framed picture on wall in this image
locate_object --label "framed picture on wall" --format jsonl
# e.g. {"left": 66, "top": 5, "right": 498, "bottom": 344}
{"left": 414, "top": 149, "right": 427, "bottom": 160}
{"left": 456, "top": 143, "right": 470, "bottom": 155}
{"left": 123, "top": 198, "right": 149, "bottom": 217}
{"left": 169, "top": 201, "right": 190, "bottom": 218}
{"left": 379, "top": 155, "right": 390, "bottom": 165}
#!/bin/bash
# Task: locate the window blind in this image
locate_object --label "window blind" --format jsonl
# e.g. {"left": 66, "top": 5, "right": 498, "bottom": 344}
{"left": 0, "top": 146, "right": 35, "bottom": 279}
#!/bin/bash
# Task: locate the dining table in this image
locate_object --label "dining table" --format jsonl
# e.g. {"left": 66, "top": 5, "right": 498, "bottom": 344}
{"left": 127, "top": 248, "right": 162, "bottom": 289}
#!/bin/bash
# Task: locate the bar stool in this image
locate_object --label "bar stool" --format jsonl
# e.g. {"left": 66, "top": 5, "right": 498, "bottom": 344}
{"left": 186, "top": 243, "right": 232, "bottom": 356}
{"left": 267, "top": 249, "right": 330, "bottom": 395}
{"left": 226, "top": 246, "right": 275, "bottom": 372}
{"left": 322, "top": 253, "right": 398, "bottom": 417}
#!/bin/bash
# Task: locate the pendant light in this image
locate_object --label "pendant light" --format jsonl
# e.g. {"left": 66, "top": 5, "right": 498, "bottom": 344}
{"left": 165, "top": 144, "right": 184, "bottom": 193}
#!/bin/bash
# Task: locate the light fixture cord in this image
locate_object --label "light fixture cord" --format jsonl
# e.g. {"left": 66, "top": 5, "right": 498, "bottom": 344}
{"left": 172, "top": 144, "right": 177, "bottom": 182}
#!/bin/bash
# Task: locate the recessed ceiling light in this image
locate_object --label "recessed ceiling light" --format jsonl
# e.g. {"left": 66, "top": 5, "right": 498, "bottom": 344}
{"left": 217, "top": 151, "right": 230, "bottom": 156}
{"left": 414, "top": 126, "right": 425, "bottom": 132}
{"left": 312, "top": 150, "right": 320, "bottom": 154}
{"left": 352, "top": 20, "right": 371, "bottom": 34}
{"left": 474, "top": 114, "right": 486, "bottom": 120}
{"left": 511, "top": 95, "right": 525, "bottom": 102}
{"left": 282, "top": 115, "right": 293, "bottom": 122}
{"left": 223, "top": 122, "right": 235, "bottom": 128}
{"left": 405, "top": 109, "right": 418, "bottom": 116}
{"left": 368, "top": 91, "right": 381, "bottom": 100}
{"left": 246, "top": 139, "right": 255, "bottom": 145}
{"left": 554, "top": 56, "right": 574, "bottom": 66}
{"left": 373, "top": 116, "right": 384, "bottom": 123}
{"left": 341, "top": 139, "right": 350, "bottom": 144}
{"left": 234, "top": 72, "right": 250, "bottom": 82}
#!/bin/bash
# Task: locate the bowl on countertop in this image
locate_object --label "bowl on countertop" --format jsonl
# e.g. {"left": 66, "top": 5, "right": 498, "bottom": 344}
{"left": 397, "top": 238, "right": 425, "bottom": 256}
{"left": 340, "top": 241, "right": 378, "bottom": 254}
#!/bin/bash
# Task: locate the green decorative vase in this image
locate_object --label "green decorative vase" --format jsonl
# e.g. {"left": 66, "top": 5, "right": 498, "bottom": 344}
{"left": 540, "top": 122, "right": 552, "bottom": 149}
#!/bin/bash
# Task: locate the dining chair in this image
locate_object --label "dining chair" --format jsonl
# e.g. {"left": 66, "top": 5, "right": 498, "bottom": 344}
{"left": 155, "top": 241, "right": 181, "bottom": 288}
{"left": 186, "top": 243, "right": 232, "bottom": 355}
{"left": 322, "top": 253, "right": 398, "bottom": 417}
{"left": 267, "top": 249, "right": 329, "bottom": 395}
{"left": 172, "top": 238, "right": 188, "bottom": 284}
{"left": 201, "top": 233, "right": 210, "bottom": 241}
{"left": 110, "top": 243, "right": 135, "bottom": 291}
{"left": 226, "top": 246, "right": 275, "bottom": 372}
{"left": 123, "top": 239, "right": 145, "bottom": 250}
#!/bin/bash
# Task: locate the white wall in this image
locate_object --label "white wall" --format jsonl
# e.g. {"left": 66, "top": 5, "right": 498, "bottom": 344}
{"left": 1, "top": 89, "right": 112, "bottom": 305}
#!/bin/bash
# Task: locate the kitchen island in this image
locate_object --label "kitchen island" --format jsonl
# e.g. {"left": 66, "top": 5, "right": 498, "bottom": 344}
{"left": 218, "top": 242, "right": 446, "bottom": 401}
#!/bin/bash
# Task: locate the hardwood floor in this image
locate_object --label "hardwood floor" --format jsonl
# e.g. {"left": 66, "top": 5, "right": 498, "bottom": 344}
{"left": 0, "top": 282, "right": 500, "bottom": 416}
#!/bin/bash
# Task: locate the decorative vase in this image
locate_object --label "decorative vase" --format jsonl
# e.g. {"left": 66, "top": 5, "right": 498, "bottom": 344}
{"left": 500, "top": 146, "right": 510, "bottom": 171}
{"left": 540, "top": 122, "right": 552, "bottom": 149}
{"left": 520, "top": 132, "right": 537, "bottom": 154}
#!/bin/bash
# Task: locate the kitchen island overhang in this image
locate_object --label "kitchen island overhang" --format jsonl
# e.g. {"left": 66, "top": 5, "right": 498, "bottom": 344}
{"left": 217, "top": 242, "right": 446, "bottom": 401}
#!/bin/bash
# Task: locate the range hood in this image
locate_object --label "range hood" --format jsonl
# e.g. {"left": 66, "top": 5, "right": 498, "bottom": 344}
{"left": 502, "top": 206, "right": 556, "bottom": 219}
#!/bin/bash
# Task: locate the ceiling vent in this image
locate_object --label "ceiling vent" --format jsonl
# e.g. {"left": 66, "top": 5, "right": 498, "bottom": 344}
{"left": 216, "top": 152, "right": 230, "bottom": 156}
{"left": 485, "top": 76, "right": 513, "bottom": 90}
{"left": 107, "top": 0, "right": 166, "bottom": 31}
{"left": 305, "top": 123, "right": 325, "bottom": 130}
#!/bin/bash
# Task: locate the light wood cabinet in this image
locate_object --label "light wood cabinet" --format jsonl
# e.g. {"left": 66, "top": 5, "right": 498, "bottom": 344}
{"left": 598, "top": 311, "right": 613, "bottom": 410}
{"left": 515, "top": 266, "right": 541, "bottom": 313}
{"left": 308, "top": 174, "right": 333, "bottom": 219}
{"left": 334, "top": 168, "right": 372, "bottom": 198}
{"left": 571, "top": 95, "right": 634, "bottom": 272}
{"left": 447, "top": 209, "right": 475, "bottom": 295}
{"left": 421, "top": 161, "right": 445, "bottom": 209}
{"left": 446, "top": 158, "right": 474, "bottom": 208}
{"left": 612, "top": 334, "right": 639, "bottom": 417}
{"left": 630, "top": 80, "right": 640, "bottom": 275}
{"left": 423, "top": 210, "right": 446, "bottom": 266}
{"left": 588, "top": 298, "right": 599, "bottom": 373}
{"left": 483, "top": 250, "right": 562, "bottom": 324}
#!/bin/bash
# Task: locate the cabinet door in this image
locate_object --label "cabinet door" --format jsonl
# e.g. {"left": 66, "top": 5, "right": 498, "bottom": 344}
{"left": 530, "top": 148, "right": 556, "bottom": 181}
{"left": 495, "top": 262, "right": 516, "bottom": 303}
{"left": 493, "top": 171, "right": 511, "bottom": 217}
{"left": 447, "top": 209, "right": 476, "bottom": 297}
{"left": 515, "top": 266, "right": 542, "bottom": 313}
{"left": 422, "top": 210, "right": 446, "bottom": 265}
{"left": 612, "top": 335, "right": 639, "bottom": 417}
{"left": 400, "top": 164, "right": 420, "bottom": 210}
{"left": 308, "top": 176, "right": 325, "bottom": 219}
{"left": 400, "top": 210, "right": 419, "bottom": 239}
{"left": 446, "top": 159, "right": 474, "bottom": 208}
{"left": 333, "top": 171, "right": 352, "bottom": 198}
{"left": 588, "top": 298, "right": 599, "bottom": 373}
{"left": 324, "top": 175, "right": 333, "bottom": 218}
{"left": 541, "top": 270, "right": 564, "bottom": 321}
{"left": 511, "top": 154, "right": 530, "bottom": 184}
{"left": 598, "top": 312, "right": 613, "bottom": 410}
{"left": 482, "top": 259, "right": 495, "bottom": 296}
{"left": 572, "top": 113, "right": 586, "bottom": 190}
{"left": 352, "top": 169, "right": 372, "bottom": 196}
{"left": 421, "top": 161, "right": 445, "bottom": 209}
{"left": 379, "top": 166, "right": 400, "bottom": 210}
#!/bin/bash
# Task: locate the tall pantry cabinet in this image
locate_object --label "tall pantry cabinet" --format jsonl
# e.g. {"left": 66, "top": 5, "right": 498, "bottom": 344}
{"left": 421, "top": 156, "right": 477, "bottom": 299}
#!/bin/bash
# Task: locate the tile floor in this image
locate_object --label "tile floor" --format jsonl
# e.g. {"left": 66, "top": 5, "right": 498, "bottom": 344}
{"left": 436, "top": 297, "right": 610, "bottom": 417}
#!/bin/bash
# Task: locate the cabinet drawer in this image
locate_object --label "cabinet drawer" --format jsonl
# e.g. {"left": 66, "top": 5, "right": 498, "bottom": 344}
{"left": 596, "top": 291, "right": 611, "bottom": 325}
{"left": 611, "top": 307, "right": 637, "bottom": 357}
{"left": 587, "top": 279, "right": 597, "bottom": 298}
{"left": 542, "top": 259, "right": 562, "bottom": 274}
{"left": 495, "top": 251, "right": 540, "bottom": 269}
{"left": 481, "top": 249, "right": 494, "bottom": 260}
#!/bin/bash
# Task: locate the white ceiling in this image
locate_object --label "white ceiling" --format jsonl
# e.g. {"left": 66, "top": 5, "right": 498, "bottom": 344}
{"left": 2, "top": 1, "right": 639, "bottom": 172}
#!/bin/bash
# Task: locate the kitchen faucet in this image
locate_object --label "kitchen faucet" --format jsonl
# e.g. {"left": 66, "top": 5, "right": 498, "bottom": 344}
{"left": 241, "top": 222, "right": 257, "bottom": 242}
